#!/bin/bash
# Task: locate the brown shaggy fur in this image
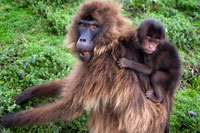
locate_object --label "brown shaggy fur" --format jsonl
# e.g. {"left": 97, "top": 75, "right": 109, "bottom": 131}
{"left": 0, "top": 0, "right": 172, "bottom": 132}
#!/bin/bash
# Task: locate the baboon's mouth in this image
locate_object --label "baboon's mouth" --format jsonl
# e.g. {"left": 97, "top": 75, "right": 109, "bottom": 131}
{"left": 80, "top": 51, "right": 89, "bottom": 56}
{"left": 78, "top": 51, "right": 92, "bottom": 62}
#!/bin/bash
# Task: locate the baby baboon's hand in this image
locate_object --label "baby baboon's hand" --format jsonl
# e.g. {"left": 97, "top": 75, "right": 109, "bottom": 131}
{"left": 117, "top": 58, "right": 130, "bottom": 68}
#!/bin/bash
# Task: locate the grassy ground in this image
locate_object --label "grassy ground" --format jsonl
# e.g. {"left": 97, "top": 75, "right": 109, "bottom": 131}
{"left": 0, "top": 0, "right": 200, "bottom": 132}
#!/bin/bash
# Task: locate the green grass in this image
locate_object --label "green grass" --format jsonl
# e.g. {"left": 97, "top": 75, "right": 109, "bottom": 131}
{"left": 171, "top": 89, "right": 200, "bottom": 133}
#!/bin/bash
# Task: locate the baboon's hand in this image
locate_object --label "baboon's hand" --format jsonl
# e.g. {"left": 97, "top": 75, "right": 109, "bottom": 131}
{"left": 0, "top": 114, "right": 15, "bottom": 128}
{"left": 15, "top": 89, "right": 32, "bottom": 105}
{"left": 117, "top": 58, "right": 129, "bottom": 68}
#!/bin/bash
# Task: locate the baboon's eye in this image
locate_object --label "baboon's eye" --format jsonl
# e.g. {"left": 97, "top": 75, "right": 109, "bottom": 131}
{"left": 80, "top": 23, "right": 86, "bottom": 30}
{"left": 90, "top": 25, "right": 96, "bottom": 31}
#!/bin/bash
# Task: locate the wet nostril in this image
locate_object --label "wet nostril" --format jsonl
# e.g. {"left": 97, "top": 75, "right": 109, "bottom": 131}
{"left": 83, "top": 39, "right": 86, "bottom": 42}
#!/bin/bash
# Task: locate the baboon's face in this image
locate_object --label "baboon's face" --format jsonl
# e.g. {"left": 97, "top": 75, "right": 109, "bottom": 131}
{"left": 142, "top": 36, "right": 160, "bottom": 54}
{"left": 76, "top": 19, "right": 101, "bottom": 62}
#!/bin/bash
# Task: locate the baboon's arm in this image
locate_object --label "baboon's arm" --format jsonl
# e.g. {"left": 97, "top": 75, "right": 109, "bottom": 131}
{"left": 15, "top": 78, "right": 66, "bottom": 104}
{"left": 0, "top": 93, "right": 84, "bottom": 128}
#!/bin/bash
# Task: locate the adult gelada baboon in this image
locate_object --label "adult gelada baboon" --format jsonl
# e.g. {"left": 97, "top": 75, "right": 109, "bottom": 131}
{"left": 1, "top": 0, "right": 169, "bottom": 132}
